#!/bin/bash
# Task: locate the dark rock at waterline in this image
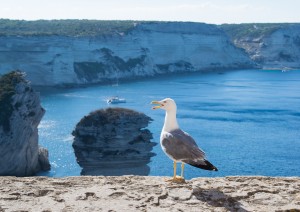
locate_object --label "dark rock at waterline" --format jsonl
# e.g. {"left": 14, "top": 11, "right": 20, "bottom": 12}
{"left": 72, "top": 107, "right": 156, "bottom": 176}
{"left": 0, "top": 71, "right": 50, "bottom": 176}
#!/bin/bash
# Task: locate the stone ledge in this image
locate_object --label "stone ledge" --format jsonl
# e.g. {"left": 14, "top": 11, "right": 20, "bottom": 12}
{"left": 0, "top": 176, "right": 299, "bottom": 211}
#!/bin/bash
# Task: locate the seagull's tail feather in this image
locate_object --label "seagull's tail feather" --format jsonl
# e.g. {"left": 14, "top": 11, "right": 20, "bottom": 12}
{"left": 185, "top": 159, "right": 218, "bottom": 171}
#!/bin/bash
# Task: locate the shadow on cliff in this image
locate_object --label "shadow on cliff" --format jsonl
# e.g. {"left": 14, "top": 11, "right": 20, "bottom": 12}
{"left": 192, "top": 187, "right": 249, "bottom": 212}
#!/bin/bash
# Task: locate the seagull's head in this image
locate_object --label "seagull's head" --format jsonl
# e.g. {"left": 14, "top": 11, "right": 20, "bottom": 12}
{"left": 151, "top": 98, "right": 177, "bottom": 112}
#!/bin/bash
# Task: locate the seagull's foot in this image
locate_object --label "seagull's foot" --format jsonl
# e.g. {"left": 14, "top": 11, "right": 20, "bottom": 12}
{"left": 165, "top": 176, "right": 186, "bottom": 183}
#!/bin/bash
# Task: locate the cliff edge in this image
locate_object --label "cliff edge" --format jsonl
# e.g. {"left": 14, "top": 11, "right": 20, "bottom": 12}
{"left": 0, "top": 176, "right": 299, "bottom": 211}
{"left": 0, "top": 71, "right": 50, "bottom": 176}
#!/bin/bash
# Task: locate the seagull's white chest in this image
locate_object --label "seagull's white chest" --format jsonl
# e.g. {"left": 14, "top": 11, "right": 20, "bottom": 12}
{"left": 160, "top": 106, "right": 180, "bottom": 161}
{"left": 162, "top": 111, "right": 179, "bottom": 133}
{"left": 160, "top": 131, "right": 166, "bottom": 151}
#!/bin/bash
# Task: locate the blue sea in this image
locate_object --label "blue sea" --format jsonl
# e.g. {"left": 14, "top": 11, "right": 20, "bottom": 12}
{"left": 37, "top": 69, "right": 300, "bottom": 179}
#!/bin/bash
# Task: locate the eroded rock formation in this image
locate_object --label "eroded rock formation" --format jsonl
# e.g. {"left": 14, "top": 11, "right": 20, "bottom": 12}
{"left": 222, "top": 23, "right": 300, "bottom": 69}
{"left": 0, "top": 71, "right": 50, "bottom": 176}
{"left": 72, "top": 107, "right": 156, "bottom": 175}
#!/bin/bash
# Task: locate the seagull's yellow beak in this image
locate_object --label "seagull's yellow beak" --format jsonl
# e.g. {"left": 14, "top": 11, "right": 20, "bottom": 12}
{"left": 151, "top": 100, "right": 163, "bottom": 110}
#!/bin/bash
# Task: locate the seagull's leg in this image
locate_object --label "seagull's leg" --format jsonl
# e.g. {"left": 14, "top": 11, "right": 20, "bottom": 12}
{"left": 173, "top": 161, "right": 177, "bottom": 180}
{"left": 181, "top": 163, "right": 185, "bottom": 179}
{"left": 168, "top": 161, "right": 185, "bottom": 183}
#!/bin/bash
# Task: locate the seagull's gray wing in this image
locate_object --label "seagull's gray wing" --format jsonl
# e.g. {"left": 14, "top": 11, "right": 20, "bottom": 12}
{"left": 161, "top": 129, "right": 218, "bottom": 171}
{"left": 161, "top": 129, "right": 206, "bottom": 161}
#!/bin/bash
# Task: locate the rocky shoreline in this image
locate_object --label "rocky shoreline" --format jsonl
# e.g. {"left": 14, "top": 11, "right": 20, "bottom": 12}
{"left": 0, "top": 176, "right": 299, "bottom": 211}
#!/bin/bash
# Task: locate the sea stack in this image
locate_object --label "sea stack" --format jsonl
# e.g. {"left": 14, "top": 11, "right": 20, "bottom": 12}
{"left": 0, "top": 71, "right": 50, "bottom": 176}
{"left": 72, "top": 107, "right": 156, "bottom": 175}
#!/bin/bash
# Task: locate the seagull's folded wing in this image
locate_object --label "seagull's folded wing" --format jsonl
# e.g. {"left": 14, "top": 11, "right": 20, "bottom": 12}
{"left": 161, "top": 129, "right": 206, "bottom": 161}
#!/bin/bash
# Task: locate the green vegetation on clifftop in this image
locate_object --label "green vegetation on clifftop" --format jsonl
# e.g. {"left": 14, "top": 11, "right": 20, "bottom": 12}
{"left": 220, "top": 23, "right": 296, "bottom": 40}
{"left": 1, "top": 19, "right": 299, "bottom": 39}
{"left": 0, "top": 71, "right": 27, "bottom": 132}
{"left": 0, "top": 19, "right": 137, "bottom": 37}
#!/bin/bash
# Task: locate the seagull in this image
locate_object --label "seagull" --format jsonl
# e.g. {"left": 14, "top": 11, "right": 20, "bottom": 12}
{"left": 151, "top": 98, "right": 218, "bottom": 182}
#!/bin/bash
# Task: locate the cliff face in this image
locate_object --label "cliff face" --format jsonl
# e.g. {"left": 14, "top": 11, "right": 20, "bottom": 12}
{"left": 0, "top": 22, "right": 254, "bottom": 86}
{"left": 222, "top": 24, "right": 300, "bottom": 69}
{"left": 72, "top": 107, "right": 156, "bottom": 176}
{"left": 0, "top": 71, "right": 50, "bottom": 176}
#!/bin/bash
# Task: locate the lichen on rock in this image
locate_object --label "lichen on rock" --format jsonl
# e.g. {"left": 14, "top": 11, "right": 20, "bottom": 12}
{"left": 0, "top": 71, "right": 50, "bottom": 176}
{"left": 72, "top": 107, "right": 156, "bottom": 176}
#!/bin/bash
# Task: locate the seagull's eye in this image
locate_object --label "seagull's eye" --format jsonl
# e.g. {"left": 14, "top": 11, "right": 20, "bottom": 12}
{"left": 163, "top": 101, "right": 167, "bottom": 103}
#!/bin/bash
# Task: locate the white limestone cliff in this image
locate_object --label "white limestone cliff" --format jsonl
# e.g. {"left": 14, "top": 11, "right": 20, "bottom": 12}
{"left": 229, "top": 24, "right": 300, "bottom": 69}
{"left": 0, "top": 22, "right": 254, "bottom": 86}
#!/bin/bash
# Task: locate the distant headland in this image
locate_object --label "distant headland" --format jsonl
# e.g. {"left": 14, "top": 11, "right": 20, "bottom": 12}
{"left": 0, "top": 20, "right": 299, "bottom": 86}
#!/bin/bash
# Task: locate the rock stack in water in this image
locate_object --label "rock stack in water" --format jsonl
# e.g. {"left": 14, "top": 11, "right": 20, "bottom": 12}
{"left": 72, "top": 107, "right": 156, "bottom": 175}
{"left": 0, "top": 71, "right": 50, "bottom": 176}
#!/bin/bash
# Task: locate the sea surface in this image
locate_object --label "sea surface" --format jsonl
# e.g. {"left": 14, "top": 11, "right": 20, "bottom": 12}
{"left": 37, "top": 69, "right": 300, "bottom": 179}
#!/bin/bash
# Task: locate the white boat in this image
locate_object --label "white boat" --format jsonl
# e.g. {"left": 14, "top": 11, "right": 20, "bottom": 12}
{"left": 107, "top": 96, "right": 126, "bottom": 104}
{"left": 282, "top": 67, "right": 291, "bottom": 72}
